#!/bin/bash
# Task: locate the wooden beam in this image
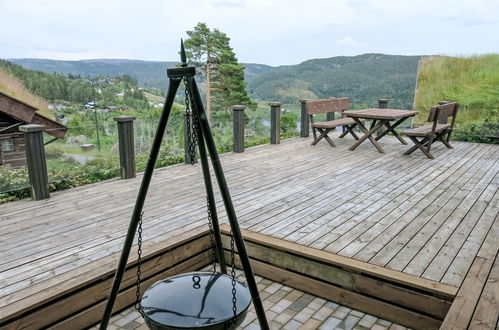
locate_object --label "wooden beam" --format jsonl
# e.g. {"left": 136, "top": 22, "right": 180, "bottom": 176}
{"left": 220, "top": 225, "right": 457, "bottom": 298}
{"left": 0, "top": 91, "right": 36, "bottom": 123}
{"left": 31, "top": 113, "right": 67, "bottom": 139}
{"left": 228, "top": 254, "right": 441, "bottom": 330}
{"left": 0, "top": 233, "right": 211, "bottom": 329}
{"left": 49, "top": 252, "right": 210, "bottom": 330}
{"left": 441, "top": 255, "right": 497, "bottom": 329}
{"left": 222, "top": 236, "right": 452, "bottom": 319}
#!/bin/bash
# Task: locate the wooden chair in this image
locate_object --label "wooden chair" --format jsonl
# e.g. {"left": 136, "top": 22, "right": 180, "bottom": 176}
{"left": 308, "top": 97, "right": 359, "bottom": 147}
{"left": 403, "top": 102, "right": 459, "bottom": 159}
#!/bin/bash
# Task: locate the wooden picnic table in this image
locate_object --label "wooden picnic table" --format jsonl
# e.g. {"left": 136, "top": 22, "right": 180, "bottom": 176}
{"left": 343, "top": 108, "right": 419, "bottom": 153}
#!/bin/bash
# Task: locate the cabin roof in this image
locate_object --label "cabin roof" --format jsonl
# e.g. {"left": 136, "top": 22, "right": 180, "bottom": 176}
{"left": 0, "top": 90, "right": 67, "bottom": 138}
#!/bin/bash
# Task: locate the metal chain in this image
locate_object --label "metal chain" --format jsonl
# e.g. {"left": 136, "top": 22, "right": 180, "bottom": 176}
{"left": 190, "top": 93, "right": 200, "bottom": 159}
{"left": 230, "top": 230, "right": 237, "bottom": 322}
{"left": 184, "top": 78, "right": 198, "bottom": 164}
{"left": 206, "top": 197, "right": 217, "bottom": 273}
{"left": 135, "top": 212, "right": 144, "bottom": 316}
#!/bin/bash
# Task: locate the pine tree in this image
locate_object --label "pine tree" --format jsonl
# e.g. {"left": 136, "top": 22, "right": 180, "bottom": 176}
{"left": 184, "top": 23, "right": 256, "bottom": 119}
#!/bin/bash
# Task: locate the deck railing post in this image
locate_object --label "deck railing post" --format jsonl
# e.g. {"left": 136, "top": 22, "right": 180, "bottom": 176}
{"left": 269, "top": 102, "right": 281, "bottom": 144}
{"left": 183, "top": 112, "right": 198, "bottom": 164}
{"left": 377, "top": 99, "right": 390, "bottom": 135}
{"left": 114, "top": 115, "right": 136, "bottom": 179}
{"left": 378, "top": 98, "right": 389, "bottom": 109}
{"left": 232, "top": 105, "right": 246, "bottom": 153}
{"left": 300, "top": 99, "right": 310, "bottom": 137}
{"left": 19, "top": 124, "right": 50, "bottom": 200}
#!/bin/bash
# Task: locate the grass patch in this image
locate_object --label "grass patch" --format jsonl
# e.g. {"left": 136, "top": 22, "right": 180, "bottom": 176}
{"left": 414, "top": 55, "right": 499, "bottom": 128}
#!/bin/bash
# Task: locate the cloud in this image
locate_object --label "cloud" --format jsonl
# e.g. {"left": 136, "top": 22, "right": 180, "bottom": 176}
{"left": 337, "top": 37, "right": 364, "bottom": 47}
{"left": 0, "top": 0, "right": 498, "bottom": 65}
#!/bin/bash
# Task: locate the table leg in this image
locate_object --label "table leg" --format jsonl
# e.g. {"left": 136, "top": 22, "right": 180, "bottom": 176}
{"left": 375, "top": 118, "right": 408, "bottom": 145}
{"left": 349, "top": 118, "right": 386, "bottom": 153}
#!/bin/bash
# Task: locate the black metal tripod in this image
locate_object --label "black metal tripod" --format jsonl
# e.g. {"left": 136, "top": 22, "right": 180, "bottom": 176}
{"left": 99, "top": 41, "right": 269, "bottom": 330}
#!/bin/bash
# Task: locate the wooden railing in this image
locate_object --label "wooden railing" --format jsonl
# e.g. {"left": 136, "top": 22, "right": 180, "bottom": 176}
{"left": 19, "top": 104, "right": 286, "bottom": 200}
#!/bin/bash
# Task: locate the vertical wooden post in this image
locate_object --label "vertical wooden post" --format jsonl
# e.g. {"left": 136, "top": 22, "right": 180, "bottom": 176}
{"left": 300, "top": 100, "right": 310, "bottom": 137}
{"left": 232, "top": 105, "right": 246, "bottom": 153}
{"left": 183, "top": 112, "right": 198, "bottom": 164}
{"left": 378, "top": 98, "right": 389, "bottom": 109}
{"left": 377, "top": 99, "right": 389, "bottom": 135}
{"left": 114, "top": 115, "right": 136, "bottom": 179}
{"left": 19, "top": 124, "right": 50, "bottom": 200}
{"left": 326, "top": 98, "right": 335, "bottom": 121}
{"left": 269, "top": 102, "right": 281, "bottom": 144}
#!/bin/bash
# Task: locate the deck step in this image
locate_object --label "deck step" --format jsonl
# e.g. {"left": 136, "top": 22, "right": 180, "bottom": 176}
{"left": 221, "top": 225, "right": 458, "bottom": 330}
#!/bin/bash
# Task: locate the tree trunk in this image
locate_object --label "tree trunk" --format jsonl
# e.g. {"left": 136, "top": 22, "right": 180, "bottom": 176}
{"left": 205, "top": 59, "right": 212, "bottom": 121}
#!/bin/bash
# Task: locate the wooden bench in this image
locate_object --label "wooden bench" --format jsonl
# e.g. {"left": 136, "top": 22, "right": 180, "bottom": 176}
{"left": 440, "top": 250, "right": 499, "bottom": 329}
{"left": 307, "top": 97, "right": 359, "bottom": 147}
{"left": 403, "top": 102, "right": 459, "bottom": 159}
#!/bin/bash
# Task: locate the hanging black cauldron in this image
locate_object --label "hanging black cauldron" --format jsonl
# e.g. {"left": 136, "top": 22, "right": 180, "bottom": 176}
{"left": 140, "top": 272, "right": 251, "bottom": 330}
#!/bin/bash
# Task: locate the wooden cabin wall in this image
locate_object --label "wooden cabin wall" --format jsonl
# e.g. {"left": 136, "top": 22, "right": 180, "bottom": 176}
{"left": 0, "top": 113, "right": 27, "bottom": 168}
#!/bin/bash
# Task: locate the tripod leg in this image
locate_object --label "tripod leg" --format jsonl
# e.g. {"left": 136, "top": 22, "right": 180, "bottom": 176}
{"left": 99, "top": 77, "right": 182, "bottom": 330}
{"left": 196, "top": 127, "right": 227, "bottom": 273}
{"left": 187, "top": 76, "right": 270, "bottom": 330}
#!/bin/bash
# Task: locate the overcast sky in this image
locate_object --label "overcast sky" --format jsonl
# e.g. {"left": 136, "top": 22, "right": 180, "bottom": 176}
{"left": 0, "top": 0, "right": 497, "bottom": 66}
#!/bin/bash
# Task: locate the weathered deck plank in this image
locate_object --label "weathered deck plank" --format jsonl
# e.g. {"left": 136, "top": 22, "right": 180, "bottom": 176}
{"left": 309, "top": 143, "right": 476, "bottom": 252}
{"left": 379, "top": 146, "right": 497, "bottom": 271}
{"left": 469, "top": 252, "right": 499, "bottom": 328}
{"left": 416, "top": 164, "right": 499, "bottom": 281}
{"left": 0, "top": 135, "right": 498, "bottom": 325}
{"left": 317, "top": 143, "right": 481, "bottom": 257}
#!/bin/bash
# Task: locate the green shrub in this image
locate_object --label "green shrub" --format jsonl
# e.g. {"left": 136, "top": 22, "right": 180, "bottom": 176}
{"left": 246, "top": 136, "right": 270, "bottom": 148}
{"left": 453, "top": 119, "right": 499, "bottom": 144}
{"left": 0, "top": 166, "right": 28, "bottom": 191}
{"left": 0, "top": 166, "right": 30, "bottom": 203}
{"left": 45, "top": 145, "right": 64, "bottom": 159}
{"left": 281, "top": 113, "right": 298, "bottom": 134}
{"left": 135, "top": 151, "right": 184, "bottom": 171}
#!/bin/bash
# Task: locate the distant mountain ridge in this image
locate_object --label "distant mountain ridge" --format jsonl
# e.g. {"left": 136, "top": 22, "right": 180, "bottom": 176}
{"left": 8, "top": 58, "right": 276, "bottom": 85}
{"left": 8, "top": 58, "right": 178, "bottom": 91}
{"left": 8, "top": 54, "right": 421, "bottom": 108}
{"left": 80, "top": 59, "right": 165, "bottom": 63}
{"left": 246, "top": 54, "right": 421, "bottom": 109}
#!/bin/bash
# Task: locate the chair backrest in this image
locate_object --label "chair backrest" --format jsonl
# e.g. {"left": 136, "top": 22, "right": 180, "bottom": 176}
{"left": 427, "top": 102, "right": 459, "bottom": 127}
{"left": 307, "top": 97, "right": 350, "bottom": 115}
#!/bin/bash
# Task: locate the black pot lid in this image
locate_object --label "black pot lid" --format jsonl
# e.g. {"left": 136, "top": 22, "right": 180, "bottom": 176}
{"left": 140, "top": 272, "right": 252, "bottom": 330}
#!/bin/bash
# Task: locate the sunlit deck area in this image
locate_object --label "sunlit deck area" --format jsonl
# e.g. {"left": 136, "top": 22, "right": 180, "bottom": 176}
{"left": 1, "top": 134, "right": 498, "bottom": 329}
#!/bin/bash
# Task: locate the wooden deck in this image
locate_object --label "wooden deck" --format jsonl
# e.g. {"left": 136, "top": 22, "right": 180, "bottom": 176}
{"left": 1, "top": 134, "right": 498, "bottom": 328}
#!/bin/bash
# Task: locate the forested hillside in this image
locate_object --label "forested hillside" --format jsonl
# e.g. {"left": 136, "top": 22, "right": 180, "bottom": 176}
{"left": 0, "top": 60, "right": 153, "bottom": 111}
{"left": 9, "top": 58, "right": 275, "bottom": 90}
{"left": 9, "top": 54, "right": 420, "bottom": 108}
{"left": 8, "top": 58, "right": 177, "bottom": 91}
{"left": 247, "top": 54, "right": 420, "bottom": 109}
{"left": 1, "top": 59, "right": 96, "bottom": 103}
